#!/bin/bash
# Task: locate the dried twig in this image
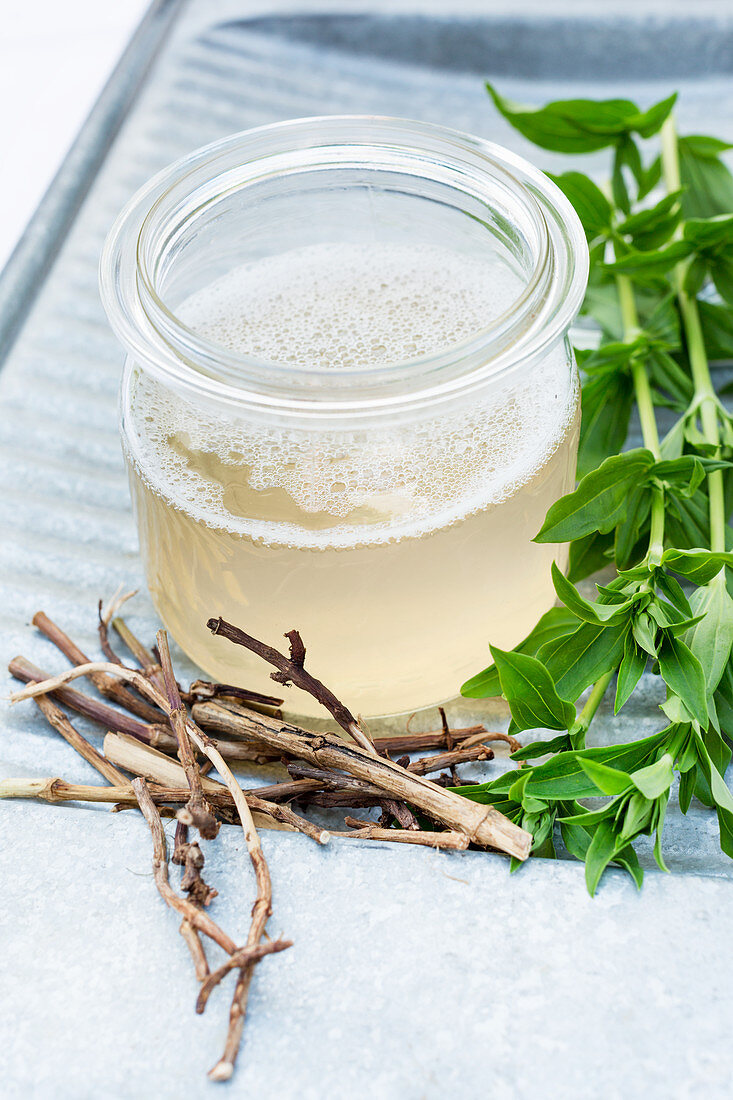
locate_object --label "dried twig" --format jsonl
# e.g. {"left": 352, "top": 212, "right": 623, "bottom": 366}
{"left": 9, "top": 656, "right": 173, "bottom": 746}
{"left": 193, "top": 701, "right": 531, "bottom": 860}
{"left": 457, "top": 728, "right": 523, "bottom": 754}
{"left": 246, "top": 795, "right": 330, "bottom": 846}
{"left": 371, "top": 725, "right": 489, "bottom": 754}
{"left": 32, "top": 611, "right": 161, "bottom": 723}
{"left": 207, "top": 618, "right": 375, "bottom": 755}
{"left": 407, "top": 743, "right": 495, "bottom": 776}
{"left": 31, "top": 694, "right": 129, "bottom": 786}
{"left": 39, "top": 643, "right": 283, "bottom": 1080}
{"left": 0, "top": 777, "right": 313, "bottom": 831}
{"left": 380, "top": 798, "right": 421, "bottom": 830}
{"left": 173, "top": 821, "right": 212, "bottom": 981}
{"left": 157, "top": 631, "right": 219, "bottom": 841}
{"left": 195, "top": 939, "right": 292, "bottom": 1015}
{"left": 188, "top": 680, "right": 283, "bottom": 712}
{"left": 97, "top": 587, "right": 137, "bottom": 665}
{"left": 286, "top": 763, "right": 384, "bottom": 799}
{"left": 132, "top": 778, "right": 238, "bottom": 956}
{"left": 112, "top": 617, "right": 165, "bottom": 688}
{"left": 181, "top": 719, "right": 275, "bottom": 1082}
{"left": 337, "top": 818, "right": 470, "bottom": 850}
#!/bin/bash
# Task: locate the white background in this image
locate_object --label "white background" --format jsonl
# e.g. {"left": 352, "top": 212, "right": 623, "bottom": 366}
{"left": 0, "top": 0, "right": 149, "bottom": 271}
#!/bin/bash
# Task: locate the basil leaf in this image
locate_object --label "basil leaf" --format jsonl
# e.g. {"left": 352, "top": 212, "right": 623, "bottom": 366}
{"left": 647, "top": 347, "right": 694, "bottom": 407}
{"left": 486, "top": 85, "right": 638, "bottom": 153}
{"left": 683, "top": 213, "right": 733, "bottom": 250}
{"left": 652, "top": 456, "right": 707, "bottom": 499}
{"left": 614, "top": 483, "right": 652, "bottom": 569}
{"left": 679, "top": 135, "right": 733, "bottom": 219}
{"left": 541, "top": 620, "right": 628, "bottom": 702}
{"left": 680, "top": 135, "right": 733, "bottom": 157}
{"left": 604, "top": 240, "right": 693, "bottom": 279}
{"left": 662, "top": 547, "right": 733, "bottom": 585}
{"left": 698, "top": 300, "right": 733, "bottom": 359}
{"left": 535, "top": 450, "right": 655, "bottom": 543}
{"left": 630, "top": 753, "right": 675, "bottom": 799}
{"left": 489, "top": 646, "right": 576, "bottom": 733}
{"left": 460, "top": 606, "right": 578, "bottom": 698}
{"left": 585, "top": 820, "right": 625, "bottom": 896}
{"left": 579, "top": 758, "right": 632, "bottom": 796}
{"left": 632, "top": 610, "right": 659, "bottom": 656}
{"left": 658, "top": 635, "right": 709, "bottom": 728}
{"left": 568, "top": 530, "right": 614, "bottom": 582}
{"left": 617, "top": 191, "right": 683, "bottom": 251}
{"left": 615, "top": 635, "right": 647, "bottom": 713}
{"left": 551, "top": 561, "right": 631, "bottom": 625}
{"left": 578, "top": 371, "right": 634, "bottom": 475}
{"left": 510, "top": 733, "right": 574, "bottom": 761}
{"left": 686, "top": 581, "right": 733, "bottom": 694}
{"left": 548, "top": 172, "right": 613, "bottom": 239}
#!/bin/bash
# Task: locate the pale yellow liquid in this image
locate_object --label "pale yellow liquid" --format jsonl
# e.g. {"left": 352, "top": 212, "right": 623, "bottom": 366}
{"left": 124, "top": 243, "right": 578, "bottom": 717}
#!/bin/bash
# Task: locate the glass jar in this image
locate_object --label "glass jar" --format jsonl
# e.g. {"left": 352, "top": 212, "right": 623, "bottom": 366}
{"left": 100, "top": 116, "right": 588, "bottom": 719}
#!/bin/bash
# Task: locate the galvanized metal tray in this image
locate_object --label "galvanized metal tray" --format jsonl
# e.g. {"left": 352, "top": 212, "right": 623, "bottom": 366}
{"left": 2, "top": 2, "right": 733, "bottom": 1096}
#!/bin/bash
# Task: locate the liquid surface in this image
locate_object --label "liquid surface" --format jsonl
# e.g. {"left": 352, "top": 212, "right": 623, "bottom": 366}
{"left": 181, "top": 242, "right": 525, "bottom": 370}
{"left": 125, "top": 242, "right": 578, "bottom": 716}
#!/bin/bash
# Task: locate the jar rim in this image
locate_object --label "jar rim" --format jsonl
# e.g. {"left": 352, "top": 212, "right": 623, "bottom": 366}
{"left": 100, "top": 115, "right": 588, "bottom": 419}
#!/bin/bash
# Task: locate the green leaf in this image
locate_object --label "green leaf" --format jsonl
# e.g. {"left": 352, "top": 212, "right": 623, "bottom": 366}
{"left": 568, "top": 530, "right": 614, "bottom": 582}
{"left": 461, "top": 606, "right": 578, "bottom": 698}
{"left": 489, "top": 646, "right": 576, "bottom": 733}
{"left": 647, "top": 347, "right": 694, "bottom": 407}
{"left": 638, "top": 156, "right": 662, "bottom": 201}
{"left": 686, "top": 581, "right": 733, "bottom": 695}
{"left": 548, "top": 172, "right": 613, "bottom": 239}
{"left": 579, "top": 758, "right": 632, "bottom": 796}
{"left": 658, "top": 635, "right": 709, "bottom": 728}
{"left": 630, "top": 753, "right": 675, "bottom": 799}
{"left": 683, "top": 213, "right": 733, "bottom": 250}
{"left": 679, "top": 767, "right": 697, "bottom": 814}
{"left": 631, "top": 94, "right": 678, "bottom": 138}
{"left": 510, "top": 733, "right": 573, "bottom": 761}
{"left": 698, "top": 300, "right": 733, "bottom": 359}
{"left": 604, "top": 240, "right": 693, "bottom": 279}
{"left": 652, "top": 456, "right": 707, "bottom": 499}
{"left": 551, "top": 561, "right": 632, "bottom": 625}
{"left": 679, "top": 136, "right": 733, "bottom": 219}
{"left": 614, "top": 484, "right": 652, "bottom": 569}
{"left": 632, "top": 611, "right": 658, "bottom": 656}
{"left": 585, "top": 820, "right": 623, "bottom": 896}
{"left": 704, "top": 725, "right": 732, "bottom": 781}
{"left": 617, "top": 191, "right": 683, "bottom": 251}
{"left": 662, "top": 547, "right": 733, "bottom": 585}
{"left": 615, "top": 635, "right": 647, "bottom": 712}
{"left": 613, "top": 844, "right": 645, "bottom": 890}
{"left": 521, "top": 731, "right": 670, "bottom": 802}
{"left": 535, "top": 450, "right": 655, "bottom": 543}
{"left": 541, "top": 620, "right": 628, "bottom": 702}
{"left": 578, "top": 371, "right": 634, "bottom": 475}
{"left": 620, "top": 791, "right": 655, "bottom": 841}
{"left": 712, "top": 256, "right": 733, "bottom": 306}
{"left": 681, "top": 135, "right": 733, "bottom": 157}
{"left": 716, "top": 663, "right": 733, "bottom": 739}
{"left": 486, "top": 85, "right": 637, "bottom": 153}
{"left": 656, "top": 571, "right": 693, "bottom": 617}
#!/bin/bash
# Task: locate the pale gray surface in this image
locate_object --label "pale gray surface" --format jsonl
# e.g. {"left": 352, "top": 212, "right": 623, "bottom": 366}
{"left": 3, "top": 803, "right": 733, "bottom": 1100}
{"left": 2, "top": 2, "right": 733, "bottom": 1096}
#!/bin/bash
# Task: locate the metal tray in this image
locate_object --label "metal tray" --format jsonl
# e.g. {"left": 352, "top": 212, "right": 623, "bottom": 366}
{"left": 2, "top": 3, "right": 732, "bottom": 1096}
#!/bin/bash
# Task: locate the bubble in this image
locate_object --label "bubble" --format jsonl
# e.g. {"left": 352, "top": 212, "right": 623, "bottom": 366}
{"left": 125, "top": 242, "right": 577, "bottom": 550}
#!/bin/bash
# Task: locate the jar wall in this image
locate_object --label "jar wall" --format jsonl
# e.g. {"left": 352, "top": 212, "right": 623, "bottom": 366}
{"left": 104, "top": 116, "right": 588, "bottom": 718}
{"left": 121, "top": 338, "right": 579, "bottom": 717}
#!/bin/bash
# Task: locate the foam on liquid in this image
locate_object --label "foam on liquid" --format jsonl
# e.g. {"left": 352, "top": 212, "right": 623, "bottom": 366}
{"left": 127, "top": 242, "right": 576, "bottom": 548}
